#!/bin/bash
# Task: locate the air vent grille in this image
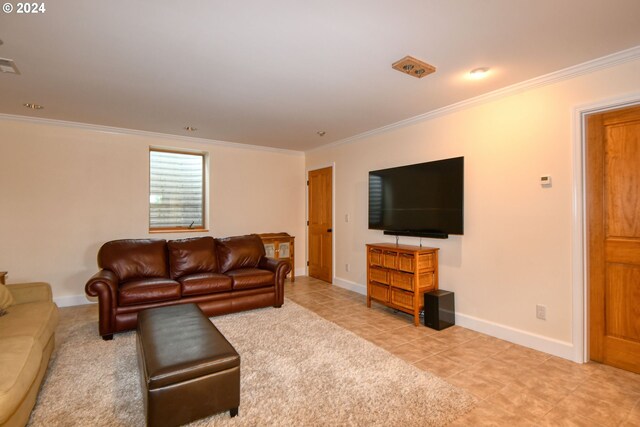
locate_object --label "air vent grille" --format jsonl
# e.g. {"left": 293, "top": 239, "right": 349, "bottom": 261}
{"left": 392, "top": 56, "right": 435, "bottom": 79}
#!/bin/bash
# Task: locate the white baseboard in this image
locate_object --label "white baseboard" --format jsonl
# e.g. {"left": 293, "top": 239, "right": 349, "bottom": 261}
{"left": 54, "top": 294, "right": 95, "bottom": 307}
{"left": 333, "top": 276, "right": 577, "bottom": 362}
{"left": 54, "top": 281, "right": 578, "bottom": 362}
{"left": 294, "top": 267, "right": 306, "bottom": 278}
{"left": 332, "top": 276, "right": 366, "bottom": 295}
{"left": 455, "top": 312, "right": 577, "bottom": 362}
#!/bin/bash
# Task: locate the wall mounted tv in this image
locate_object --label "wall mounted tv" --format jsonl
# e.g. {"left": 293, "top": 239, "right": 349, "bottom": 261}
{"left": 368, "top": 156, "right": 464, "bottom": 239}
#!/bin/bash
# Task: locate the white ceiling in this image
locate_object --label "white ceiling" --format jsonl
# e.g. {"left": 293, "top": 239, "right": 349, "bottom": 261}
{"left": 1, "top": 1, "right": 640, "bottom": 151}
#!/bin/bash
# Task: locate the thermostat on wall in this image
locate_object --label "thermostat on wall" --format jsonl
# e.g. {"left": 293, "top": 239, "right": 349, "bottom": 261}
{"left": 540, "top": 175, "right": 552, "bottom": 187}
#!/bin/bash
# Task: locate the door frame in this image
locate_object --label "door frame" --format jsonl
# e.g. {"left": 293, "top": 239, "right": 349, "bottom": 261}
{"left": 573, "top": 93, "right": 640, "bottom": 363}
{"left": 305, "top": 162, "right": 336, "bottom": 282}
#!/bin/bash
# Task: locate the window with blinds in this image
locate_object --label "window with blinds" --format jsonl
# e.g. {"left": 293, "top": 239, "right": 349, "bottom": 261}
{"left": 149, "top": 149, "right": 206, "bottom": 231}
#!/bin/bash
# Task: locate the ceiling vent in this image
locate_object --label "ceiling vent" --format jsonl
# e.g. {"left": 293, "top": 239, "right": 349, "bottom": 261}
{"left": 0, "top": 58, "right": 20, "bottom": 75}
{"left": 392, "top": 55, "right": 435, "bottom": 79}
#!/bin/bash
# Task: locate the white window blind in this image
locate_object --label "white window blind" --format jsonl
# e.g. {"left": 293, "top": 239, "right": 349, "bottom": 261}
{"left": 149, "top": 149, "right": 205, "bottom": 230}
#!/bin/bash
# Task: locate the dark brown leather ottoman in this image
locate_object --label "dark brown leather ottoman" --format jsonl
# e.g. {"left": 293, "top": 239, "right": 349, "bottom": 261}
{"left": 136, "top": 303, "right": 240, "bottom": 427}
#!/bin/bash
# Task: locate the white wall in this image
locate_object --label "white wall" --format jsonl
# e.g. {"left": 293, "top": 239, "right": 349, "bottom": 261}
{"left": 0, "top": 119, "right": 306, "bottom": 304}
{"left": 306, "top": 57, "right": 640, "bottom": 359}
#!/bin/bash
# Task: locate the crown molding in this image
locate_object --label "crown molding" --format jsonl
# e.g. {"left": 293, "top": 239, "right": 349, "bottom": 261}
{"left": 309, "top": 45, "right": 640, "bottom": 153}
{"left": 3, "top": 45, "right": 639, "bottom": 156}
{"left": 0, "top": 113, "right": 304, "bottom": 157}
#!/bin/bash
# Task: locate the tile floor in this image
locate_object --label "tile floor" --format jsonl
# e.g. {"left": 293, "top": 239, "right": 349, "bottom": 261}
{"left": 284, "top": 277, "right": 640, "bottom": 427}
{"left": 58, "top": 276, "right": 640, "bottom": 426}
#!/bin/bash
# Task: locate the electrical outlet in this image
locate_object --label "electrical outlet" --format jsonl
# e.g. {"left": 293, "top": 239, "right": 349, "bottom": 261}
{"left": 536, "top": 304, "right": 547, "bottom": 320}
{"left": 345, "top": 263, "right": 350, "bottom": 272}
{"left": 345, "top": 214, "right": 350, "bottom": 223}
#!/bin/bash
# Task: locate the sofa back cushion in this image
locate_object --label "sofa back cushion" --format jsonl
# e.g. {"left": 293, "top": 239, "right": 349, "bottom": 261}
{"left": 0, "top": 284, "right": 14, "bottom": 310}
{"left": 98, "top": 239, "right": 168, "bottom": 282}
{"left": 167, "top": 236, "right": 218, "bottom": 279}
{"left": 216, "top": 234, "right": 265, "bottom": 273}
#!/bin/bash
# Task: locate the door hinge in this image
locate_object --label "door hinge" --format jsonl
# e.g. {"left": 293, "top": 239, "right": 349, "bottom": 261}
{"left": 306, "top": 180, "right": 309, "bottom": 186}
{"left": 306, "top": 220, "right": 309, "bottom": 226}
{"left": 307, "top": 261, "right": 310, "bottom": 266}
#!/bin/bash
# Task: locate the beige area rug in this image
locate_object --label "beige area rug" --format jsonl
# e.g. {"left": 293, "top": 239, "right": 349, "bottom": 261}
{"left": 29, "top": 301, "right": 475, "bottom": 426}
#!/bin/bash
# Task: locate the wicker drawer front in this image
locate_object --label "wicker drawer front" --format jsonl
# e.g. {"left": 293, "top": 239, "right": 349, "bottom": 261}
{"left": 370, "top": 283, "right": 389, "bottom": 302}
{"left": 370, "top": 267, "right": 389, "bottom": 284}
{"left": 391, "top": 271, "right": 414, "bottom": 291}
{"left": 417, "top": 253, "right": 434, "bottom": 270}
{"left": 419, "top": 272, "right": 434, "bottom": 290}
{"left": 398, "top": 253, "right": 415, "bottom": 272}
{"left": 390, "top": 288, "right": 414, "bottom": 310}
{"left": 369, "top": 249, "right": 383, "bottom": 266}
{"left": 383, "top": 251, "right": 397, "bottom": 269}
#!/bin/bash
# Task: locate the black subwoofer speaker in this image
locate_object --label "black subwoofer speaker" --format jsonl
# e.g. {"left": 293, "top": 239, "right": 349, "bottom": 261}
{"left": 424, "top": 290, "right": 455, "bottom": 330}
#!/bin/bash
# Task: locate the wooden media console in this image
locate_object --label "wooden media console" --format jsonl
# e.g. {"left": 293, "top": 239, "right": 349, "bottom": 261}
{"left": 366, "top": 243, "right": 439, "bottom": 326}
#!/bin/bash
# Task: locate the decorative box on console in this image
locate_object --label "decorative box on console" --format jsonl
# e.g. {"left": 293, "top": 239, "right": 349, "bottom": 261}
{"left": 258, "top": 233, "right": 295, "bottom": 282}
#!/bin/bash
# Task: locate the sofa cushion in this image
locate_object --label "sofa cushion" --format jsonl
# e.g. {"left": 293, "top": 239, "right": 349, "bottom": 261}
{"left": 99, "top": 239, "right": 168, "bottom": 282}
{"left": 0, "top": 301, "right": 58, "bottom": 350}
{"left": 226, "top": 268, "right": 274, "bottom": 290}
{"left": 0, "top": 336, "right": 42, "bottom": 425}
{"left": 6, "top": 282, "right": 52, "bottom": 305}
{"left": 178, "top": 273, "right": 233, "bottom": 296}
{"left": 168, "top": 237, "right": 218, "bottom": 279}
{"left": 216, "top": 234, "right": 266, "bottom": 274}
{"left": 119, "top": 278, "right": 180, "bottom": 306}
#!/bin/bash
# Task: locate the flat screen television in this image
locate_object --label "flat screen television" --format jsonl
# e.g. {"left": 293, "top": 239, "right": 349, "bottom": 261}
{"left": 368, "top": 156, "right": 464, "bottom": 238}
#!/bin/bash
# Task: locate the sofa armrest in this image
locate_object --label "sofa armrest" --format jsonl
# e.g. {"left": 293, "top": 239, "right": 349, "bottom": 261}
{"left": 259, "top": 257, "right": 291, "bottom": 275}
{"left": 85, "top": 270, "right": 119, "bottom": 337}
{"left": 85, "top": 270, "right": 118, "bottom": 298}
{"left": 7, "top": 282, "right": 53, "bottom": 305}
{"left": 259, "top": 257, "right": 290, "bottom": 307}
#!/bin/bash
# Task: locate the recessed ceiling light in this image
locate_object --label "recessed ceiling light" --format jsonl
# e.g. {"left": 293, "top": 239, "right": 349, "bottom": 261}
{"left": 183, "top": 126, "right": 197, "bottom": 131}
{"left": 316, "top": 131, "right": 326, "bottom": 137}
{"left": 23, "top": 103, "right": 44, "bottom": 110}
{"left": 469, "top": 67, "right": 490, "bottom": 79}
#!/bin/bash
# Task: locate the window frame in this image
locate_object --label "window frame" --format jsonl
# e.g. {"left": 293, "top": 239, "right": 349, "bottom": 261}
{"left": 148, "top": 147, "right": 208, "bottom": 233}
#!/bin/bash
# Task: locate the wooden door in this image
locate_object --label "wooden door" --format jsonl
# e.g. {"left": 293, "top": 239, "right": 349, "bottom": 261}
{"left": 308, "top": 167, "right": 332, "bottom": 283}
{"left": 587, "top": 104, "right": 640, "bottom": 374}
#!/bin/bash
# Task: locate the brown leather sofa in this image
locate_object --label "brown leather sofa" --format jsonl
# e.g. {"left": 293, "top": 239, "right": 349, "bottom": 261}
{"left": 85, "top": 234, "right": 290, "bottom": 340}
